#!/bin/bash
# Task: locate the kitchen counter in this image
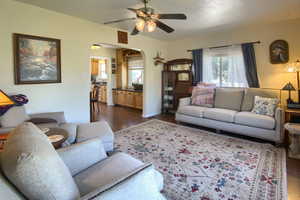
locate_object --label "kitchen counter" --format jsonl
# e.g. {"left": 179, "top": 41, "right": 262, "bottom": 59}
{"left": 112, "top": 88, "right": 143, "bottom": 93}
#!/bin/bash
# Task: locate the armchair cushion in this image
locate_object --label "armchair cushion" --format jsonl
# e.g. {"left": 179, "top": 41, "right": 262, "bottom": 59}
{"left": 58, "top": 138, "right": 107, "bottom": 176}
{"left": 59, "top": 123, "right": 78, "bottom": 146}
{"left": 74, "top": 152, "right": 144, "bottom": 196}
{"left": 77, "top": 121, "right": 114, "bottom": 152}
{"left": 0, "top": 169, "right": 25, "bottom": 200}
{"left": 0, "top": 122, "right": 80, "bottom": 200}
{"left": 0, "top": 106, "right": 29, "bottom": 128}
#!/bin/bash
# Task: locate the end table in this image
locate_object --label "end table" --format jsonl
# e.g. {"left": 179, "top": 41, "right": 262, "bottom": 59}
{"left": 284, "top": 123, "right": 300, "bottom": 159}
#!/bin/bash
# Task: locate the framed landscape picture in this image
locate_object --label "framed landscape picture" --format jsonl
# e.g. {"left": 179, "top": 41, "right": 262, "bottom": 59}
{"left": 13, "top": 33, "right": 61, "bottom": 84}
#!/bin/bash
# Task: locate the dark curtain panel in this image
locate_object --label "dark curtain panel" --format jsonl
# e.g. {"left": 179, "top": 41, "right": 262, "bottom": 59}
{"left": 192, "top": 49, "right": 203, "bottom": 85}
{"left": 241, "top": 43, "right": 260, "bottom": 88}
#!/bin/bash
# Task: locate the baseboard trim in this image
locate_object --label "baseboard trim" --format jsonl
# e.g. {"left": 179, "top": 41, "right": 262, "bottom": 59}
{"left": 143, "top": 112, "right": 160, "bottom": 118}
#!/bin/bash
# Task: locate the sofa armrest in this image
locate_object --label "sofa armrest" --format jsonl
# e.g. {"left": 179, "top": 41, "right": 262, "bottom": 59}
{"left": 275, "top": 107, "right": 285, "bottom": 144}
{"left": 28, "top": 112, "right": 66, "bottom": 124}
{"left": 178, "top": 97, "right": 191, "bottom": 107}
{"left": 57, "top": 138, "right": 107, "bottom": 176}
{"left": 80, "top": 164, "right": 166, "bottom": 200}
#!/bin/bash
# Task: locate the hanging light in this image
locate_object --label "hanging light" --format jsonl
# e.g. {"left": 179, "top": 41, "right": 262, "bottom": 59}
{"left": 147, "top": 20, "right": 156, "bottom": 32}
{"left": 136, "top": 18, "right": 145, "bottom": 32}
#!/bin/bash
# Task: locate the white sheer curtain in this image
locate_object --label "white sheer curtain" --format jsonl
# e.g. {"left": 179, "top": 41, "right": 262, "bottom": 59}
{"left": 203, "top": 48, "right": 215, "bottom": 84}
{"left": 202, "top": 45, "right": 248, "bottom": 88}
{"left": 227, "top": 45, "right": 248, "bottom": 87}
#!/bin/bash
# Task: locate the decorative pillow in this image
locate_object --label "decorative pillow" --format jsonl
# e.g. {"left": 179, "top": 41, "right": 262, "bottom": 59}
{"left": 251, "top": 96, "right": 279, "bottom": 117}
{"left": 191, "top": 83, "right": 216, "bottom": 107}
{"left": 0, "top": 122, "right": 80, "bottom": 200}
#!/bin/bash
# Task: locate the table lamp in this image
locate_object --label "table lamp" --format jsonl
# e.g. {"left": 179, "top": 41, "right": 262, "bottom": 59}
{"left": 282, "top": 82, "right": 296, "bottom": 104}
{"left": 0, "top": 90, "right": 14, "bottom": 107}
{"left": 286, "top": 60, "right": 300, "bottom": 109}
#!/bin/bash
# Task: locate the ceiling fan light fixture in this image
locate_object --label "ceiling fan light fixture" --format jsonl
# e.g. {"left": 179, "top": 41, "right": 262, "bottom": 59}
{"left": 136, "top": 18, "right": 145, "bottom": 32}
{"left": 147, "top": 20, "right": 156, "bottom": 32}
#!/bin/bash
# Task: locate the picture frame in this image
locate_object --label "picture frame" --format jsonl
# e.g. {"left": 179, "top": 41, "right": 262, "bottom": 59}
{"left": 117, "top": 31, "right": 128, "bottom": 44}
{"left": 270, "top": 40, "right": 289, "bottom": 64}
{"left": 13, "top": 33, "right": 61, "bottom": 84}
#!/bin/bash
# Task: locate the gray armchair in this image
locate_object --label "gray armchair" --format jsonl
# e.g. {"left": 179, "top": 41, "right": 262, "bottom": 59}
{"left": 0, "top": 106, "right": 114, "bottom": 152}
{"left": 0, "top": 122, "right": 165, "bottom": 200}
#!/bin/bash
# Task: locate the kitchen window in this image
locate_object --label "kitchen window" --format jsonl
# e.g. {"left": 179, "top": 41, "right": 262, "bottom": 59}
{"left": 127, "top": 57, "right": 144, "bottom": 87}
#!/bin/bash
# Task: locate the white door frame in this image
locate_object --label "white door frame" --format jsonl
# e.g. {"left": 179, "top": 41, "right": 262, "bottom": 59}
{"left": 90, "top": 56, "right": 114, "bottom": 106}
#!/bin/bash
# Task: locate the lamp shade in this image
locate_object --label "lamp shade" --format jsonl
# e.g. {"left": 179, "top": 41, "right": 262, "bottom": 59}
{"left": 282, "top": 82, "right": 296, "bottom": 91}
{"left": 0, "top": 90, "right": 14, "bottom": 107}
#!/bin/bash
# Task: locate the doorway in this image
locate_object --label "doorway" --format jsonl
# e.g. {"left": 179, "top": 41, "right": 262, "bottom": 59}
{"left": 89, "top": 43, "right": 145, "bottom": 122}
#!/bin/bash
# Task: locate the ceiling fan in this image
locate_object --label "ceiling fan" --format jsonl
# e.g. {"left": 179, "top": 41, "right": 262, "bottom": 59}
{"left": 103, "top": 0, "right": 187, "bottom": 35}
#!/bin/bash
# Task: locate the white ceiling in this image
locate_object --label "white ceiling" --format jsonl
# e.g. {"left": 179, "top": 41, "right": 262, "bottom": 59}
{"left": 15, "top": 0, "right": 300, "bottom": 40}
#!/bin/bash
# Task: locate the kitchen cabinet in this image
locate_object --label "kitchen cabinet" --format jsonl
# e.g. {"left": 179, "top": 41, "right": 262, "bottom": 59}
{"left": 98, "top": 85, "right": 107, "bottom": 103}
{"left": 134, "top": 93, "right": 143, "bottom": 109}
{"left": 113, "top": 89, "right": 143, "bottom": 110}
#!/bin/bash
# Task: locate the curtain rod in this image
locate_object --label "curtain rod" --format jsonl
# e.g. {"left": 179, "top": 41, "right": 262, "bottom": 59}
{"left": 187, "top": 41, "right": 261, "bottom": 52}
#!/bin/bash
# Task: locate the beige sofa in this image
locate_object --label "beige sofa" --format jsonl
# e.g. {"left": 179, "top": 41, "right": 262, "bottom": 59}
{"left": 176, "top": 88, "right": 285, "bottom": 144}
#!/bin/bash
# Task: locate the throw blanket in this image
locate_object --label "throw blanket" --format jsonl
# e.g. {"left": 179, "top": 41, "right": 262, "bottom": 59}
{"left": 0, "top": 94, "right": 28, "bottom": 116}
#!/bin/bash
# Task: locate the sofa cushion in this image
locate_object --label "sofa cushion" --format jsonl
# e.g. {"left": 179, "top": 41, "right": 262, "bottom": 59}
{"left": 235, "top": 112, "right": 276, "bottom": 130}
{"left": 0, "top": 106, "right": 29, "bottom": 128}
{"left": 241, "top": 88, "right": 280, "bottom": 111}
{"left": 214, "top": 88, "right": 244, "bottom": 111}
{"left": 204, "top": 108, "right": 237, "bottom": 123}
{"left": 74, "top": 152, "right": 144, "bottom": 196}
{"left": 0, "top": 122, "right": 80, "bottom": 200}
{"left": 177, "top": 105, "right": 207, "bottom": 118}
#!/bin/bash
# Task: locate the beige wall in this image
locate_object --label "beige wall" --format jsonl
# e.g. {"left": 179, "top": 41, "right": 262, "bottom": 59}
{"left": 2, "top": 0, "right": 300, "bottom": 122}
{"left": 166, "top": 19, "right": 300, "bottom": 101}
{"left": 0, "top": 0, "right": 168, "bottom": 122}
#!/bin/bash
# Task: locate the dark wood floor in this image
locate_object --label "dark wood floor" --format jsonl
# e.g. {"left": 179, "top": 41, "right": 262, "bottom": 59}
{"left": 95, "top": 103, "right": 300, "bottom": 200}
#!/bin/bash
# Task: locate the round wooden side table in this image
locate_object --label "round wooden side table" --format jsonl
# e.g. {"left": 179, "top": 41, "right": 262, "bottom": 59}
{"left": 43, "top": 128, "right": 68, "bottom": 149}
{"left": 284, "top": 123, "right": 300, "bottom": 159}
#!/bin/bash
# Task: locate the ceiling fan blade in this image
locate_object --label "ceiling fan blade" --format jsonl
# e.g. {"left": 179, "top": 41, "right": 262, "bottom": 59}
{"left": 128, "top": 8, "right": 147, "bottom": 17}
{"left": 127, "top": 8, "right": 138, "bottom": 13}
{"left": 131, "top": 27, "right": 140, "bottom": 35}
{"left": 154, "top": 20, "right": 174, "bottom": 33}
{"left": 155, "top": 13, "right": 187, "bottom": 20}
{"left": 104, "top": 17, "right": 136, "bottom": 25}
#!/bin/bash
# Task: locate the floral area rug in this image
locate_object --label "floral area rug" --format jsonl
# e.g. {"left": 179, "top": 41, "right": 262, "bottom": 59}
{"left": 115, "top": 119, "right": 287, "bottom": 200}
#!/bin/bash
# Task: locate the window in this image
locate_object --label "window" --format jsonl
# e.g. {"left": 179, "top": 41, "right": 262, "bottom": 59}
{"left": 127, "top": 57, "right": 144, "bottom": 87}
{"left": 203, "top": 45, "right": 248, "bottom": 87}
{"left": 98, "top": 60, "right": 108, "bottom": 80}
